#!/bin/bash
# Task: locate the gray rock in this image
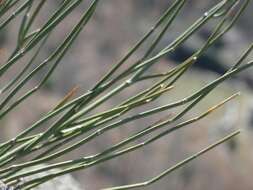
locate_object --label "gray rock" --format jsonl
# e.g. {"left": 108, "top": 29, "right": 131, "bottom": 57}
{"left": 0, "top": 180, "right": 9, "bottom": 190}
{"left": 0, "top": 166, "right": 82, "bottom": 190}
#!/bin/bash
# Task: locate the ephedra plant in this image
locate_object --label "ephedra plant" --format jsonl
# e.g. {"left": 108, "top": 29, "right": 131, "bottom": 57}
{"left": 0, "top": 0, "right": 252, "bottom": 189}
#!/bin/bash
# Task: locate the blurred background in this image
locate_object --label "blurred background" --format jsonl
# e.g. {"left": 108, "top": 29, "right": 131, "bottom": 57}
{"left": 1, "top": 0, "right": 253, "bottom": 189}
